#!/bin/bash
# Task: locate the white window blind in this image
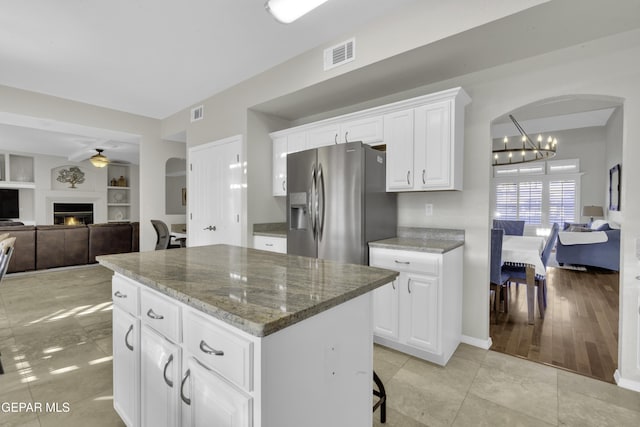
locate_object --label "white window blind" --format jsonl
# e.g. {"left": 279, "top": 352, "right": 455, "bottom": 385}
{"left": 549, "top": 180, "right": 576, "bottom": 224}
{"left": 518, "top": 181, "right": 543, "bottom": 224}
{"left": 495, "top": 183, "right": 518, "bottom": 220}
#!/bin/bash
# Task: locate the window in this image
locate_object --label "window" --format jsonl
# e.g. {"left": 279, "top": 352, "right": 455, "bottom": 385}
{"left": 549, "top": 180, "right": 576, "bottom": 224}
{"left": 492, "top": 159, "right": 581, "bottom": 226}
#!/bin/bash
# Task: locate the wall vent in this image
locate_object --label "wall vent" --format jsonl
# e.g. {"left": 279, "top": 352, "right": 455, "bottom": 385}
{"left": 324, "top": 38, "right": 355, "bottom": 71}
{"left": 191, "top": 105, "right": 204, "bottom": 122}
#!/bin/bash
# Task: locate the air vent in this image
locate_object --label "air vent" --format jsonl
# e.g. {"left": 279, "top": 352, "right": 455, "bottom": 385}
{"left": 324, "top": 38, "right": 355, "bottom": 71}
{"left": 191, "top": 105, "right": 204, "bottom": 122}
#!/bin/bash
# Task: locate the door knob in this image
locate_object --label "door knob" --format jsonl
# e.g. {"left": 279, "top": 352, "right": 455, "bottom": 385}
{"left": 203, "top": 225, "right": 217, "bottom": 231}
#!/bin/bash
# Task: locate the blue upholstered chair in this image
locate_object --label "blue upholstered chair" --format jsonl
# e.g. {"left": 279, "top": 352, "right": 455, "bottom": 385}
{"left": 493, "top": 219, "right": 525, "bottom": 236}
{"left": 490, "top": 228, "right": 511, "bottom": 315}
{"left": 502, "top": 223, "right": 559, "bottom": 317}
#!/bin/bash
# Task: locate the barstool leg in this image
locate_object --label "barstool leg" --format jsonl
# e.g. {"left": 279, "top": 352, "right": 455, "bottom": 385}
{"left": 373, "top": 370, "right": 387, "bottom": 423}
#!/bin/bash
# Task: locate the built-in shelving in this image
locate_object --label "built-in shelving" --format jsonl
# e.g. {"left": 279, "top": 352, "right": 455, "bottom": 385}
{"left": 107, "top": 164, "right": 131, "bottom": 222}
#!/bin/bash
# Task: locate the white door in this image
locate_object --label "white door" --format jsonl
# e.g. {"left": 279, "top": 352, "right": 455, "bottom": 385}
{"left": 113, "top": 306, "right": 140, "bottom": 427}
{"left": 188, "top": 136, "right": 243, "bottom": 247}
{"left": 183, "top": 358, "right": 252, "bottom": 427}
{"left": 141, "top": 327, "right": 180, "bottom": 427}
{"left": 384, "top": 109, "right": 415, "bottom": 191}
{"left": 405, "top": 273, "right": 440, "bottom": 353}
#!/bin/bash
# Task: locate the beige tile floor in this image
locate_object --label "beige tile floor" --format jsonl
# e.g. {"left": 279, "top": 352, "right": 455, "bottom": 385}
{"left": 1, "top": 265, "right": 639, "bottom": 426}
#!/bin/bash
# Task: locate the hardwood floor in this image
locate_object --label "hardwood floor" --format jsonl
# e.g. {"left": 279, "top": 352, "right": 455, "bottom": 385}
{"left": 490, "top": 265, "right": 619, "bottom": 383}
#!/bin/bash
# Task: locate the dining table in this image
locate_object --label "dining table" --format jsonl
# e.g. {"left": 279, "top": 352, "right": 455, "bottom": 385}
{"left": 501, "top": 235, "right": 546, "bottom": 324}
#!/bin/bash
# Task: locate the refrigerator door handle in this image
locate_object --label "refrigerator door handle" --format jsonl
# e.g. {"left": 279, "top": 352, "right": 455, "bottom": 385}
{"left": 317, "top": 163, "right": 326, "bottom": 241}
{"left": 310, "top": 164, "right": 317, "bottom": 238}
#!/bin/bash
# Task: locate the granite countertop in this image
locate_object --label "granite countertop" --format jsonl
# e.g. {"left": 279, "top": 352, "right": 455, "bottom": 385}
{"left": 369, "top": 227, "right": 465, "bottom": 254}
{"left": 253, "top": 222, "right": 287, "bottom": 238}
{"left": 97, "top": 244, "right": 397, "bottom": 337}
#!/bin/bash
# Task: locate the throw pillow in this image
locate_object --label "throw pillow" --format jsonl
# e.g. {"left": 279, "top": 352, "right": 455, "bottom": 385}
{"left": 596, "top": 223, "right": 612, "bottom": 231}
{"left": 568, "top": 225, "right": 591, "bottom": 232}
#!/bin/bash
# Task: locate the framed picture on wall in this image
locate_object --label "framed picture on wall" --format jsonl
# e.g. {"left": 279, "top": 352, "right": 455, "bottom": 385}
{"left": 609, "top": 164, "right": 621, "bottom": 211}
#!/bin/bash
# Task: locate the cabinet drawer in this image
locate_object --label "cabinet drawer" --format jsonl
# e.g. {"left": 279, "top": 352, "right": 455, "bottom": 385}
{"left": 183, "top": 310, "right": 253, "bottom": 392}
{"left": 369, "top": 247, "right": 440, "bottom": 275}
{"left": 140, "top": 289, "right": 181, "bottom": 343}
{"left": 112, "top": 274, "right": 139, "bottom": 316}
{"left": 253, "top": 235, "right": 286, "bottom": 254}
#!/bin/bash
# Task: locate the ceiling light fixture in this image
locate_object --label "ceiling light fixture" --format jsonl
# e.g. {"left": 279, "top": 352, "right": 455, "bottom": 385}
{"left": 90, "top": 149, "right": 109, "bottom": 168}
{"left": 492, "top": 115, "right": 558, "bottom": 166}
{"left": 265, "top": 0, "right": 329, "bottom": 24}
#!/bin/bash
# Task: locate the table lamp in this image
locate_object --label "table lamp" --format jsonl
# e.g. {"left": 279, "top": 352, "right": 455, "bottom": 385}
{"left": 582, "top": 205, "right": 604, "bottom": 224}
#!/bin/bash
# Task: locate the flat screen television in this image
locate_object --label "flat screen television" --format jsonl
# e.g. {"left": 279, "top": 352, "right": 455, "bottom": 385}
{"left": 0, "top": 189, "right": 20, "bottom": 219}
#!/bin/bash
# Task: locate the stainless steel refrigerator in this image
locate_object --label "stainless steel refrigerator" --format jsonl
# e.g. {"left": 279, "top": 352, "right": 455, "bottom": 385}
{"left": 287, "top": 141, "right": 397, "bottom": 265}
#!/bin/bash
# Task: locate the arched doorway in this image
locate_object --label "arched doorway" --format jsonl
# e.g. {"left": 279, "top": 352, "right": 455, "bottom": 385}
{"left": 488, "top": 95, "right": 623, "bottom": 383}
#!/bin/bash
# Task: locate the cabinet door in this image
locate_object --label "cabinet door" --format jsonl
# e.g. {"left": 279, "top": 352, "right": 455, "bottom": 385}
{"left": 182, "top": 358, "right": 252, "bottom": 427}
{"left": 405, "top": 273, "right": 440, "bottom": 354}
{"left": 384, "top": 109, "right": 415, "bottom": 191}
{"left": 307, "top": 124, "right": 340, "bottom": 149}
{"left": 113, "top": 306, "right": 140, "bottom": 427}
{"left": 372, "top": 280, "right": 399, "bottom": 340}
{"left": 272, "top": 136, "right": 287, "bottom": 196}
{"left": 141, "top": 327, "right": 180, "bottom": 427}
{"left": 414, "top": 100, "right": 452, "bottom": 190}
{"left": 340, "top": 116, "right": 383, "bottom": 145}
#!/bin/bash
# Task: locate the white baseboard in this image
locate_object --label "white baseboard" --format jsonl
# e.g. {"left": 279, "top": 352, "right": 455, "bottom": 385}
{"left": 461, "top": 335, "right": 492, "bottom": 350}
{"left": 614, "top": 370, "right": 640, "bottom": 392}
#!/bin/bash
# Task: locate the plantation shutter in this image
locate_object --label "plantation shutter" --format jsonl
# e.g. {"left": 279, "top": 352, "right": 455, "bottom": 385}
{"left": 518, "top": 181, "right": 543, "bottom": 224}
{"left": 495, "top": 183, "right": 518, "bottom": 220}
{"left": 549, "top": 179, "right": 576, "bottom": 224}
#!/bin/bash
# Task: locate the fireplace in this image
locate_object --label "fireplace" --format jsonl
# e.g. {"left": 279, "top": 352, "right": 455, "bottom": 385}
{"left": 53, "top": 203, "right": 94, "bottom": 225}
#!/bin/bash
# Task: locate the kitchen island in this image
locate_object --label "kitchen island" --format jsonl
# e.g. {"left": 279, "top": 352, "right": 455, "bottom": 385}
{"left": 98, "top": 244, "right": 398, "bottom": 427}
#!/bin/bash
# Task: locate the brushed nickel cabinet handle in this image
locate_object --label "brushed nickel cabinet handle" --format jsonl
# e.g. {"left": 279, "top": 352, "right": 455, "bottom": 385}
{"left": 114, "top": 291, "right": 127, "bottom": 298}
{"left": 146, "top": 308, "right": 164, "bottom": 320}
{"left": 200, "top": 340, "right": 224, "bottom": 356}
{"left": 163, "top": 354, "right": 174, "bottom": 388}
{"left": 422, "top": 169, "right": 426, "bottom": 184}
{"left": 180, "top": 369, "right": 191, "bottom": 405}
{"left": 124, "top": 324, "right": 134, "bottom": 351}
{"left": 407, "top": 171, "right": 411, "bottom": 185}
{"left": 408, "top": 278, "right": 412, "bottom": 294}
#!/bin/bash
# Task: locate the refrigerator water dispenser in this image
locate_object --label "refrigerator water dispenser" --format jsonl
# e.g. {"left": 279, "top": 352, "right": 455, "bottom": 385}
{"left": 289, "top": 192, "right": 308, "bottom": 230}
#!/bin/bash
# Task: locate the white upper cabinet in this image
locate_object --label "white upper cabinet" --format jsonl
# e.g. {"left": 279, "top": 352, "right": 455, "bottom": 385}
{"left": 272, "top": 131, "right": 306, "bottom": 196}
{"left": 307, "top": 124, "right": 340, "bottom": 149}
{"left": 384, "top": 109, "right": 415, "bottom": 191}
{"left": 270, "top": 87, "right": 470, "bottom": 195}
{"left": 340, "top": 116, "right": 383, "bottom": 145}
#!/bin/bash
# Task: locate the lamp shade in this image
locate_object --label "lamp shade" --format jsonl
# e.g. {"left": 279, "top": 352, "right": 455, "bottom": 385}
{"left": 265, "top": 0, "right": 329, "bottom": 23}
{"left": 582, "top": 205, "right": 604, "bottom": 218}
{"left": 90, "top": 149, "right": 109, "bottom": 168}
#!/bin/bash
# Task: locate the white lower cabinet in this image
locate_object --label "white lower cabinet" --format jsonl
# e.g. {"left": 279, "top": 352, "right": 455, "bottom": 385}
{"left": 369, "top": 246, "right": 463, "bottom": 366}
{"left": 182, "top": 357, "right": 252, "bottom": 427}
{"left": 113, "top": 306, "right": 140, "bottom": 427}
{"left": 111, "top": 272, "right": 374, "bottom": 427}
{"left": 140, "top": 327, "right": 180, "bottom": 427}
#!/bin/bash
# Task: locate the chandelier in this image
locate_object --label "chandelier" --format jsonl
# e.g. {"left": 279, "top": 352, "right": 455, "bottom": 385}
{"left": 493, "top": 115, "right": 557, "bottom": 166}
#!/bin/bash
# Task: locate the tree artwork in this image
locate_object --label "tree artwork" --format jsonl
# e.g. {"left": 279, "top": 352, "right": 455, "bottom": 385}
{"left": 56, "top": 166, "right": 86, "bottom": 188}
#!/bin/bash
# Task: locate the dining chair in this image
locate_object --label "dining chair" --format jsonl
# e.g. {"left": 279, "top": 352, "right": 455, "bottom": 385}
{"left": 490, "top": 228, "right": 511, "bottom": 316}
{"left": 502, "top": 223, "right": 559, "bottom": 318}
{"left": 493, "top": 219, "right": 525, "bottom": 236}
{"left": 151, "top": 220, "right": 185, "bottom": 250}
{"left": 0, "top": 236, "right": 16, "bottom": 375}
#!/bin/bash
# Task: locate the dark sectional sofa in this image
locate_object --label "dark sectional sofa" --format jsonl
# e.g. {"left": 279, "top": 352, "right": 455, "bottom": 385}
{"left": 0, "top": 222, "right": 139, "bottom": 273}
